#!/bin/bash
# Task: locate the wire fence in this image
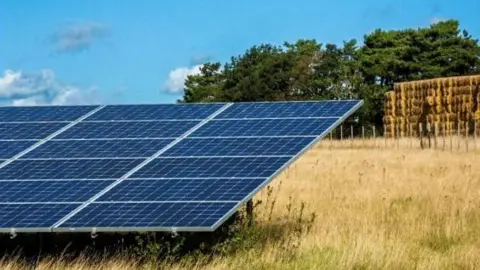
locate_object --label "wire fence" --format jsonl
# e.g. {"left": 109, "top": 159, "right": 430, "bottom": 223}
{"left": 319, "top": 124, "right": 480, "bottom": 152}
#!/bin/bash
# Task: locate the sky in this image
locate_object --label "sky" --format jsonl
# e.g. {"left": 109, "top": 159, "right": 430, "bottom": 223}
{"left": 0, "top": 0, "right": 478, "bottom": 106}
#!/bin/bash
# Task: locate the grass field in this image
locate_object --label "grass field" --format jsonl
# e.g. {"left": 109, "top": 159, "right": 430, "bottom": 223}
{"left": 3, "top": 138, "right": 480, "bottom": 269}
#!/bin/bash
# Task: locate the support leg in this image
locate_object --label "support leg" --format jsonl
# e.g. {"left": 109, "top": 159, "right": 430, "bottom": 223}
{"left": 246, "top": 199, "right": 254, "bottom": 227}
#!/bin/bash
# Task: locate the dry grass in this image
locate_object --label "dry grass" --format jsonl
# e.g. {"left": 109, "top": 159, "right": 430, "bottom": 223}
{"left": 2, "top": 138, "right": 480, "bottom": 269}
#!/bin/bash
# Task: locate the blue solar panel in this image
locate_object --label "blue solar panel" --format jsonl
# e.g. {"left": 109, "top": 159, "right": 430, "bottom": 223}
{"left": 162, "top": 137, "right": 316, "bottom": 156}
{"left": 0, "top": 159, "right": 143, "bottom": 180}
{"left": 56, "top": 121, "right": 199, "bottom": 139}
{"left": 0, "top": 122, "right": 68, "bottom": 140}
{"left": 0, "top": 140, "right": 37, "bottom": 159}
{"left": 0, "top": 180, "right": 115, "bottom": 202}
{"left": 132, "top": 157, "right": 291, "bottom": 178}
{"left": 0, "top": 100, "right": 363, "bottom": 233}
{"left": 0, "top": 105, "right": 98, "bottom": 122}
{"left": 215, "top": 100, "right": 361, "bottom": 119}
{"left": 190, "top": 118, "right": 337, "bottom": 137}
{"left": 58, "top": 202, "right": 237, "bottom": 229}
{"left": 99, "top": 178, "right": 265, "bottom": 201}
{"left": 24, "top": 139, "right": 174, "bottom": 159}
{"left": 0, "top": 204, "right": 79, "bottom": 228}
{"left": 85, "top": 103, "right": 225, "bottom": 121}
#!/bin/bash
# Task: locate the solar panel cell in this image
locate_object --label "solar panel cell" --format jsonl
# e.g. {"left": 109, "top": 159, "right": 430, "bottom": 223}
{"left": 56, "top": 121, "right": 200, "bottom": 139}
{"left": 0, "top": 180, "right": 115, "bottom": 202}
{"left": 0, "top": 122, "right": 68, "bottom": 140}
{"left": 58, "top": 202, "right": 236, "bottom": 229}
{"left": 163, "top": 137, "right": 315, "bottom": 156}
{"left": 0, "top": 140, "right": 37, "bottom": 159}
{"left": 191, "top": 118, "right": 337, "bottom": 137}
{"left": 216, "top": 100, "right": 361, "bottom": 119}
{"left": 0, "top": 159, "right": 144, "bottom": 180}
{"left": 85, "top": 103, "right": 225, "bottom": 121}
{"left": 0, "top": 203, "right": 80, "bottom": 228}
{"left": 25, "top": 139, "right": 174, "bottom": 159}
{"left": 132, "top": 156, "right": 291, "bottom": 178}
{"left": 99, "top": 178, "right": 265, "bottom": 201}
{"left": 0, "top": 106, "right": 99, "bottom": 122}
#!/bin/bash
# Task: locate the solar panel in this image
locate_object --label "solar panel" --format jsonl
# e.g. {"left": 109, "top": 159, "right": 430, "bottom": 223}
{"left": 59, "top": 202, "right": 238, "bottom": 229}
{"left": 0, "top": 204, "right": 80, "bottom": 230}
{"left": 85, "top": 103, "right": 225, "bottom": 121}
{"left": 0, "top": 159, "right": 143, "bottom": 180}
{"left": 190, "top": 118, "right": 338, "bottom": 137}
{"left": 162, "top": 137, "right": 316, "bottom": 156}
{"left": 56, "top": 120, "right": 200, "bottom": 139}
{"left": 215, "top": 100, "right": 360, "bottom": 118}
{"left": 0, "top": 100, "right": 363, "bottom": 234}
{"left": 131, "top": 157, "right": 292, "bottom": 178}
{"left": 0, "top": 180, "right": 115, "bottom": 202}
{"left": 0, "top": 141, "right": 37, "bottom": 159}
{"left": 0, "top": 105, "right": 99, "bottom": 122}
{"left": 24, "top": 139, "right": 174, "bottom": 159}
{"left": 98, "top": 178, "right": 266, "bottom": 201}
{"left": 0, "top": 122, "right": 68, "bottom": 140}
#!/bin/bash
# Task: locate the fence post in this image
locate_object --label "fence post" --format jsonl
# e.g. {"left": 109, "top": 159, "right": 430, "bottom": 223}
{"left": 340, "top": 125, "right": 343, "bottom": 142}
{"left": 442, "top": 122, "right": 446, "bottom": 151}
{"left": 450, "top": 122, "right": 453, "bottom": 151}
{"left": 409, "top": 123, "right": 413, "bottom": 149}
{"left": 419, "top": 123, "right": 424, "bottom": 149}
{"left": 384, "top": 124, "right": 387, "bottom": 148}
{"left": 457, "top": 121, "right": 461, "bottom": 151}
{"left": 362, "top": 126, "right": 365, "bottom": 146}
{"left": 474, "top": 120, "right": 477, "bottom": 151}
{"left": 434, "top": 122, "right": 438, "bottom": 149}
{"left": 395, "top": 123, "right": 399, "bottom": 149}
{"left": 373, "top": 125, "right": 376, "bottom": 148}
{"left": 350, "top": 125, "right": 354, "bottom": 147}
{"left": 427, "top": 123, "right": 432, "bottom": 149}
{"left": 466, "top": 122, "right": 469, "bottom": 152}
{"left": 329, "top": 129, "right": 333, "bottom": 148}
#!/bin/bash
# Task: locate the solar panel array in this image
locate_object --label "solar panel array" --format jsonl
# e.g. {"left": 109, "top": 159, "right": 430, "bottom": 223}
{"left": 0, "top": 100, "right": 363, "bottom": 233}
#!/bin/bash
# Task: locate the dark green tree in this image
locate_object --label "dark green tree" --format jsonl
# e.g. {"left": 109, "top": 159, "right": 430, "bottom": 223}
{"left": 220, "top": 44, "right": 293, "bottom": 101}
{"left": 182, "top": 62, "right": 224, "bottom": 103}
{"left": 180, "top": 19, "right": 480, "bottom": 127}
{"left": 357, "top": 19, "right": 480, "bottom": 125}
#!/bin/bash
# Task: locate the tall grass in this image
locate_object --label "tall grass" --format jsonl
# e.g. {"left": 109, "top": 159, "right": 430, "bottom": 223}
{"left": 2, "top": 139, "right": 480, "bottom": 269}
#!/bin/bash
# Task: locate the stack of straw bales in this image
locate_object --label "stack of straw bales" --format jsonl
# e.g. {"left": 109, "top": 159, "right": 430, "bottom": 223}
{"left": 383, "top": 75, "right": 480, "bottom": 137}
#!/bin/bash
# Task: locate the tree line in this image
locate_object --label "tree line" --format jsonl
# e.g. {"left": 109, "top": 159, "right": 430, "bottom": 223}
{"left": 180, "top": 20, "right": 480, "bottom": 126}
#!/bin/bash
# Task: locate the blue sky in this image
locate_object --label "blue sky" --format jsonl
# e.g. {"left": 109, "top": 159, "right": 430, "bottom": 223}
{"left": 0, "top": 0, "right": 478, "bottom": 106}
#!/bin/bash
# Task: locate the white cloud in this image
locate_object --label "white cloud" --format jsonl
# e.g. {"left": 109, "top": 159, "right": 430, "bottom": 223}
{"left": 430, "top": 16, "right": 446, "bottom": 24}
{"left": 0, "top": 69, "right": 100, "bottom": 106}
{"left": 164, "top": 65, "right": 203, "bottom": 93}
{"left": 51, "top": 21, "right": 109, "bottom": 53}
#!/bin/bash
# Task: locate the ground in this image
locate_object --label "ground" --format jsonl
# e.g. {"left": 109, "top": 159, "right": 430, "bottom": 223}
{"left": 3, "top": 138, "right": 480, "bottom": 269}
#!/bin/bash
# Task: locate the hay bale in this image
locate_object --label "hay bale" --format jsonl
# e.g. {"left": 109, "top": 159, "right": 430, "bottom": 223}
{"left": 383, "top": 115, "right": 395, "bottom": 125}
{"left": 391, "top": 75, "right": 480, "bottom": 137}
{"left": 426, "top": 96, "right": 434, "bottom": 106}
{"left": 385, "top": 124, "right": 395, "bottom": 138}
{"left": 475, "top": 110, "right": 480, "bottom": 121}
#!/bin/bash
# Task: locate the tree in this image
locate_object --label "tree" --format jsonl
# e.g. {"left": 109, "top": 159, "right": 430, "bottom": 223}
{"left": 357, "top": 19, "right": 480, "bottom": 126}
{"left": 220, "top": 44, "right": 294, "bottom": 101}
{"left": 180, "top": 19, "right": 480, "bottom": 127}
{"left": 182, "top": 62, "right": 223, "bottom": 103}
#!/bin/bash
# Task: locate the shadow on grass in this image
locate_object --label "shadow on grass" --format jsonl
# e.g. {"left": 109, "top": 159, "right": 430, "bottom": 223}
{"left": 0, "top": 182, "right": 315, "bottom": 266}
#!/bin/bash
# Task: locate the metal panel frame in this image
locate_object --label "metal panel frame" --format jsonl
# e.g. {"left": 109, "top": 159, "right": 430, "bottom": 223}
{"left": 0, "top": 100, "right": 363, "bottom": 234}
